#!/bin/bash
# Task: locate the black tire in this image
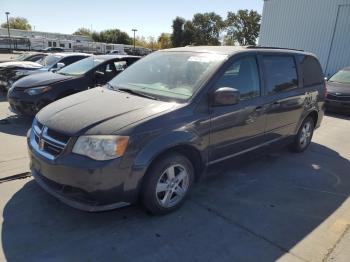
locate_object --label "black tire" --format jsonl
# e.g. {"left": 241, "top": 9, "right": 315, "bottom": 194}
{"left": 141, "top": 153, "right": 194, "bottom": 215}
{"left": 290, "top": 116, "right": 315, "bottom": 153}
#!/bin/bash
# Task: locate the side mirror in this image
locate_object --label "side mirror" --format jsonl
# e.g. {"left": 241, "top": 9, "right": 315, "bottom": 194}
{"left": 212, "top": 87, "right": 240, "bottom": 106}
{"left": 56, "top": 62, "right": 65, "bottom": 69}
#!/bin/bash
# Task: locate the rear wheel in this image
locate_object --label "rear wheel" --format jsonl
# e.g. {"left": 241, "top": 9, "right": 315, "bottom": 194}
{"left": 141, "top": 153, "right": 194, "bottom": 215}
{"left": 290, "top": 116, "right": 315, "bottom": 153}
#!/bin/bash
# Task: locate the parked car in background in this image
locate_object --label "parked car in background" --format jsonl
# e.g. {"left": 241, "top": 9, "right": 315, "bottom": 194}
{"left": 325, "top": 66, "right": 350, "bottom": 113}
{"left": 8, "top": 55, "right": 140, "bottom": 115}
{"left": 0, "top": 52, "right": 47, "bottom": 90}
{"left": 0, "top": 52, "right": 47, "bottom": 63}
{"left": 43, "top": 47, "right": 65, "bottom": 53}
{"left": 107, "top": 50, "right": 126, "bottom": 55}
{"left": 28, "top": 46, "right": 325, "bottom": 215}
{"left": 1, "top": 53, "right": 90, "bottom": 91}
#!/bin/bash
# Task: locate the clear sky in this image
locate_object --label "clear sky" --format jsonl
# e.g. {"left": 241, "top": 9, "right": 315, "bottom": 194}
{"left": 1, "top": 0, "right": 263, "bottom": 38}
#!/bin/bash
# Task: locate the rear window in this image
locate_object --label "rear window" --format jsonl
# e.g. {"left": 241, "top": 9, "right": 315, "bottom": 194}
{"left": 263, "top": 55, "right": 298, "bottom": 94}
{"left": 299, "top": 55, "right": 324, "bottom": 86}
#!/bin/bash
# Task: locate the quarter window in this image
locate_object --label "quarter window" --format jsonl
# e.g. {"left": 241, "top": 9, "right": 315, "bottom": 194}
{"left": 299, "top": 55, "right": 324, "bottom": 86}
{"left": 214, "top": 56, "right": 260, "bottom": 100}
{"left": 263, "top": 56, "right": 298, "bottom": 93}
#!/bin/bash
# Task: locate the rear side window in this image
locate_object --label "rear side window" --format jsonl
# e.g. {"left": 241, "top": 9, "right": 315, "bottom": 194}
{"left": 299, "top": 55, "right": 324, "bottom": 86}
{"left": 263, "top": 55, "right": 298, "bottom": 94}
{"left": 214, "top": 56, "right": 260, "bottom": 100}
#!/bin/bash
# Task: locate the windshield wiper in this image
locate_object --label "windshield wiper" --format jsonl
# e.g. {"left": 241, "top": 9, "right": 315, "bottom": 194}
{"left": 117, "top": 88, "right": 159, "bottom": 100}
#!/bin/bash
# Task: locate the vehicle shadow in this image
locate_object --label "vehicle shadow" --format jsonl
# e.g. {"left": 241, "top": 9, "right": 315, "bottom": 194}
{"left": 0, "top": 92, "right": 33, "bottom": 137}
{"left": 325, "top": 110, "right": 350, "bottom": 119}
{"left": 1, "top": 143, "right": 350, "bottom": 261}
{"left": 0, "top": 94, "right": 6, "bottom": 102}
{"left": 0, "top": 114, "right": 33, "bottom": 137}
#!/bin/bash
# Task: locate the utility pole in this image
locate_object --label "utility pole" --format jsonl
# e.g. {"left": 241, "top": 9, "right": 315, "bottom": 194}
{"left": 132, "top": 29, "right": 137, "bottom": 53}
{"left": 5, "top": 12, "right": 12, "bottom": 52}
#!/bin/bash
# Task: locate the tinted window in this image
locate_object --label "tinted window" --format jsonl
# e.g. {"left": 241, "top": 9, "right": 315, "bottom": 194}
{"left": 263, "top": 56, "right": 298, "bottom": 93}
{"left": 215, "top": 56, "right": 260, "bottom": 100}
{"left": 299, "top": 55, "right": 324, "bottom": 86}
{"left": 60, "top": 56, "right": 87, "bottom": 66}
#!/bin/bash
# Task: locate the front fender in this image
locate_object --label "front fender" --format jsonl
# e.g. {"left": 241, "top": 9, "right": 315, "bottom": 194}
{"left": 133, "top": 130, "right": 203, "bottom": 169}
{"left": 123, "top": 130, "right": 205, "bottom": 193}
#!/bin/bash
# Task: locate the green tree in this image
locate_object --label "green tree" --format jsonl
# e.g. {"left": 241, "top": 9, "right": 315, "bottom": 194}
{"left": 158, "top": 33, "right": 172, "bottom": 49}
{"left": 170, "top": 17, "right": 185, "bottom": 47}
{"left": 191, "top": 12, "right": 225, "bottom": 45}
{"left": 182, "top": 21, "right": 195, "bottom": 46}
{"left": 73, "top": 27, "right": 91, "bottom": 36}
{"left": 92, "top": 29, "right": 132, "bottom": 45}
{"left": 1, "top": 17, "right": 32, "bottom": 30}
{"left": 225, "top": 9, "right": 261, "bottom": 46}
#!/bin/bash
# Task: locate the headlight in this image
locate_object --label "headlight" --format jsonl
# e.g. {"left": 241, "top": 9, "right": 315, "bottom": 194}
{"left": 72, "top": 135, "right": 129, "bottom": 161}
{"left": 24, "top": 86, "right": 51, "bottom": 96}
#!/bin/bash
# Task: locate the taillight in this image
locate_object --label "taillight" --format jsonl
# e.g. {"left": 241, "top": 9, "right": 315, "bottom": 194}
{"left": 324, "top": 80, "right": 328, "bottom": 98}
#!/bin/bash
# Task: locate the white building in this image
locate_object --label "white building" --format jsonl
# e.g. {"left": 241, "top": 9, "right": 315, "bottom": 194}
{"left": 259, "top": 0, "right": 350, "bottom": 76}
{"left": 0, "top": 28, "right": 91, "bottom": 42}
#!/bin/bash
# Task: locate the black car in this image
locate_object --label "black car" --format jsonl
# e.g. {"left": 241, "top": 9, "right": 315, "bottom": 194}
{"left": 28, "top": 46, "right": 325, "bottom": 215}
{"left": 0, "top": 53, "right": 90, "bottom": 92}
{"left": 325, "top": 67, "right": 350, "bottom": 112}
{"left": 0, "top": 53, "right": 47, "bottom": 90}
{"left": 8, "top": 55, "right": 140, "bottom": 115}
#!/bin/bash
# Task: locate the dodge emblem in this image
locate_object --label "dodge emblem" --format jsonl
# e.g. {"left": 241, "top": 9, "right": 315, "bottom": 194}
{"left": 39, "top": 137, "right": 45, "bottom": 150}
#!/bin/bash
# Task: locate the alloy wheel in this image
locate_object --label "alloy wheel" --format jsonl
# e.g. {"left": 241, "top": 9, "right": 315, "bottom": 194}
{"left": 155, "top": 164, "right": 190, "bottom": 208}
{"left": 299, "top": 121, "right": 312, "bottom": 148}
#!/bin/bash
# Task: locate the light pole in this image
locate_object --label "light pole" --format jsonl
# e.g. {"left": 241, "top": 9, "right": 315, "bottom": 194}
{"left": 5, "top": 12, "right": 11, "bottom": 52}
{"left": 132, "top": 29, "right": 137, "bottom": 52}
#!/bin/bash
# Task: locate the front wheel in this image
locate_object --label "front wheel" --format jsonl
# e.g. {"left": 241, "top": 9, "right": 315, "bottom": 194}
{"left": 141, "top": 153, "right": 194, "bottom": 215}
{"left": 290, "top": 116, "right": 315, "bottom": 153}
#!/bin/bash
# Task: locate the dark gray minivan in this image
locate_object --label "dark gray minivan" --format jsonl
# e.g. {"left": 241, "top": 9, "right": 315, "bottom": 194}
{"left": 28, "top": 46, "right": 326, "bottom": 215}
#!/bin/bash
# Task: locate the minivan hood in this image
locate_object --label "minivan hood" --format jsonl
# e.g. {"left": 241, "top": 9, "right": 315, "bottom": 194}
{"left": 0, "top": 61, "right": 42, "bottom": 69}
{"left": 37, "top": 87, "right": 177, "bottom": 136}
{"left": 13, "top": 72, "right": 75, "bottom": 88}
{"left": 327, "top": 81, "right": 350, "bottom": 95}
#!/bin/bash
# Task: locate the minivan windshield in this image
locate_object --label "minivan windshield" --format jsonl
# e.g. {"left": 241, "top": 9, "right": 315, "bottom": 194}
{"left": 57, "top": 56, "right": 104, "bottom": 76}
{"left": 329, "top": 70, "right": 350, "bottom": 84}
{"left": 109, "top": 51, "right": 227, "bottom": 101}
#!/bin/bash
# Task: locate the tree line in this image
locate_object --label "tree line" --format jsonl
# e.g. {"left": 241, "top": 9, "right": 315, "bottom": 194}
{"left": 1, "top": 9, "right": 261, "bottom": 49}
{"left": 171, "top": 10, "right": 261, "bottom": 47}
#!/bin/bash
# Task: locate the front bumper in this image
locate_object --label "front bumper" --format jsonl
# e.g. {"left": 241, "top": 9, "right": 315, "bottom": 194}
{"left": 8, "top": 96, "right": 38, "bottom": 115}
{"left": 28, "top": 130, "right": 139, "bottom": 212}
{"left": 7, "top": 89, "right": 44, "bottom": 115}
{"left": 325, "top": 99, "right": 350, "bottom": 111}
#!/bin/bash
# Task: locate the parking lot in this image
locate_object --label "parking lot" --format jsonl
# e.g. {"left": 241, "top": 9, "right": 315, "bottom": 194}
{"left": 0, "top": 89, "right": 349, "bottom": 262}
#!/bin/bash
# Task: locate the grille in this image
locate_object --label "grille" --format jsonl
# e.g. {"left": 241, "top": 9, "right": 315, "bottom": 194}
{"left": 327, "top": 93, "right": 350, "bottom": 102}
{"left": 32, "top": 120, "right": 70, "bottom": 159}
{"left": 13, "top": 86, "right": 28, "bottom": 91}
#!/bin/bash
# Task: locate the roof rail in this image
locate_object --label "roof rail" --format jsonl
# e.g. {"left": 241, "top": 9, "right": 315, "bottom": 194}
{"left": 245, "top": 45, "right": 304, "bottom": 52}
